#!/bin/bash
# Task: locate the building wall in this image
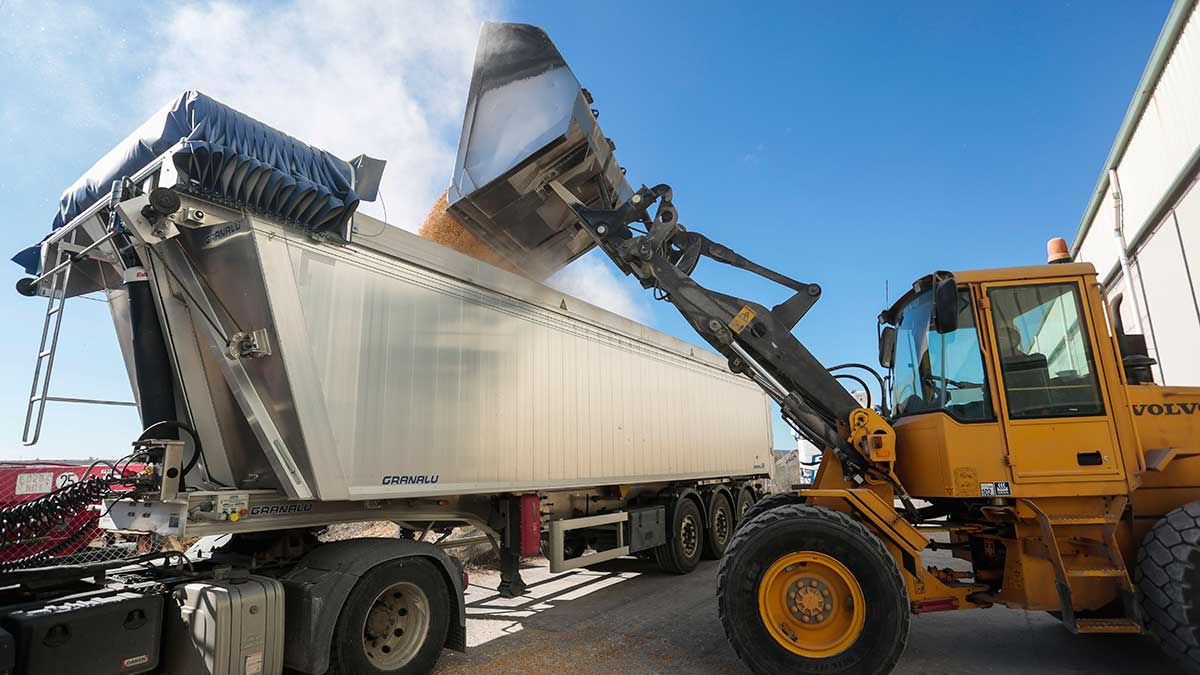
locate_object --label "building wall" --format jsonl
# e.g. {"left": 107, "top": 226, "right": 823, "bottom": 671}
{"left": 1073, "top": 0, "right": 1200, "bottom": 386}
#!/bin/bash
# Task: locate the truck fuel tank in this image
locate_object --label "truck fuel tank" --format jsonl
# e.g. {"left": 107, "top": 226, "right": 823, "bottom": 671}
{"left": 447, "top": 22, "right": 633, "bottom": 279}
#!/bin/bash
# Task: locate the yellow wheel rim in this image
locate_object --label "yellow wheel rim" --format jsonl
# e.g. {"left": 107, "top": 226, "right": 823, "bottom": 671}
{"left": 757, "top": 552, "right": 866, "bottom": 658}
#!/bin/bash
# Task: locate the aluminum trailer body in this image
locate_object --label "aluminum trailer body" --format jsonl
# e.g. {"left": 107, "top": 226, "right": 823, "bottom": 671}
{"left": 99, "top": 201, "right": 772, "bottom": 502}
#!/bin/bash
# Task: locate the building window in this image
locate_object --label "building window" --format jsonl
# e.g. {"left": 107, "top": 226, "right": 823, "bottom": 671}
{"left": 988, "top": 283, "right": 1104, "bottom": 419}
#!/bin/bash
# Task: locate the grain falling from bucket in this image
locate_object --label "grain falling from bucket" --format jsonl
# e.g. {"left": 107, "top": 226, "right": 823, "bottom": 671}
{"left": 419, "top": 190, "right": 524, "bottom": 276}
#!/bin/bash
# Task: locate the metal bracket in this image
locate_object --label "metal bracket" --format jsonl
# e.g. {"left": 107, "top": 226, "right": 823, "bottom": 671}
{"left": 116, "top": 193, "right": 180, "bottom": 245}
{"left": 157, "top": 439, "right": 186, "bottom": 503}
{"left": 57, "top": 241, "right": 118, "bottom": 266}
{"left": 548, "top": 511, "right": 629, "bottom": 572}
{"left": 228, "top": 329, "right": 272, "bottom": 359}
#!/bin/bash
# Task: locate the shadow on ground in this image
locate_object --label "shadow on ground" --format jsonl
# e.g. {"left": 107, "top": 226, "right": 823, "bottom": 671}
{"left": 433, "top": 557, "right": 1180, "bottom": 675}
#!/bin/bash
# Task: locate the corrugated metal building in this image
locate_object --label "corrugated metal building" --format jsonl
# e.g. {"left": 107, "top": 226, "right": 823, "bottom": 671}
{"left": 1072, "top": 0, "right": 1200, "bottom": 386}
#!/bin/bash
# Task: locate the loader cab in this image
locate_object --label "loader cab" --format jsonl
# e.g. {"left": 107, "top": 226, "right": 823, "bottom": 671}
{"left": 879, "top": 264, "right": 1143, "bottom": 500}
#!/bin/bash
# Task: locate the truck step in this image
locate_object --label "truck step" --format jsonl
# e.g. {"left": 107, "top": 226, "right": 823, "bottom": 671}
{"left": 1048, "top": 514, "right": 1118, "bottom": 526}
{"left": 1074, "top": 618, "right": 1143, "bottom": 634}
{"left": 1067, "top": 567, "right": 1126, "bottom": 578}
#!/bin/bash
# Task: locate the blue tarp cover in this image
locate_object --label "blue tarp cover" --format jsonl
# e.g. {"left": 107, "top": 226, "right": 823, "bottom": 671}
{"left": 14, "top": 91, "right": 363, "bottom": 274}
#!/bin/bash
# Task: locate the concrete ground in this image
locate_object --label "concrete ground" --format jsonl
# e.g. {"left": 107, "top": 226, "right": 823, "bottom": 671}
{"left": 434, "top": 555, "right": 1181, "bottom": 675}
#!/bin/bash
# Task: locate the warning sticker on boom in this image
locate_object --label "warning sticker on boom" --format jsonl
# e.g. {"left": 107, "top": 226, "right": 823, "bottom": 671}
{"left": 729, "top": 306, "right": 756, "bottom": 334}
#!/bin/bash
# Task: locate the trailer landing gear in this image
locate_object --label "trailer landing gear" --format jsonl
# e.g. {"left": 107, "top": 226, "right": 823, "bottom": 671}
{"left": 498, "top": 548, "right": 527, "bottom": 598}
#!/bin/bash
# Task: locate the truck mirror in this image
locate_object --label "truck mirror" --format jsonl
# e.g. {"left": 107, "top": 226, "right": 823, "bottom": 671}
{"left": 932, "top": 276, "right": 959, "bottom": 334}
{"left": 878, "top": 326, "right": 896, "bottom": 369}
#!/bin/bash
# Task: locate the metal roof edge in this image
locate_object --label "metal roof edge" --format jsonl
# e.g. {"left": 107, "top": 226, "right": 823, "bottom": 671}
{"left": 1070, "top": 0, "right": 1197, "bottom": 256}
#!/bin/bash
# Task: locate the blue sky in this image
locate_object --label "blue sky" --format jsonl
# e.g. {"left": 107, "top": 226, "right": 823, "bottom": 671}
{"left": 0, "top": 1, "right": 1173, "bottom": 459}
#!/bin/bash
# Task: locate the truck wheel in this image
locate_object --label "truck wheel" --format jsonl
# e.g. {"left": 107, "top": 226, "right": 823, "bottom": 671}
{"left": 704, "top": 493, "right": 735, "bottom": 559}
{"left": 1137, "top": 502, "right": 1200, "bottom": 674}
{"left": 735, "top": 486, "right": 756, "bottom": 524}
{"left": 718, "top": 503, "right": 909, "bottom": 675}
{"left": 328, "top": 557, "right": 450, "bottom": 674}
{"left": 655, "top": 498, "right": 704, "bottom": 574}
{"left": 736, "top": 492, "right": 804, "bottom": 531}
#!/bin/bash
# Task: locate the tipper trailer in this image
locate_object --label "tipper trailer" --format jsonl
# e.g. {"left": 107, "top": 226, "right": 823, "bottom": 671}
{"left": 0, "top": 25, "right": 772, "bottom": 675}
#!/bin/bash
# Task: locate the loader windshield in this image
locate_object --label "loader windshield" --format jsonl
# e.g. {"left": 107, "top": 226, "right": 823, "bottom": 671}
{"left": 890, "top": 289, "right": 992, "bottom": 422}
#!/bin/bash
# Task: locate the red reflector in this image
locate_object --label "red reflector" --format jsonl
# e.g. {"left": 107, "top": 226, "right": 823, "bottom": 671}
{"left": 911, "top": 598, "right": 959, "bottom": 614}
{"left": 871, "top": 436, "right": 884, "bottom": 449}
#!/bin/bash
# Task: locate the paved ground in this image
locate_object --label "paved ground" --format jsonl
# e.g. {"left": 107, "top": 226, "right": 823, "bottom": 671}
{"left": 434, "top": 556, "right": 1181, "bottom": 675}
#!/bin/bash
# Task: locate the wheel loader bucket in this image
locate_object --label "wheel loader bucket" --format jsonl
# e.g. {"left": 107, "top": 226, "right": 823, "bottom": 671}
{"left": 447, "top": 22, "right": 633, "bottom": 279}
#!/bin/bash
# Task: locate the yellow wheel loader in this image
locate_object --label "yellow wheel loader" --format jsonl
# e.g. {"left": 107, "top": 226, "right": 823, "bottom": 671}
{"left": 451, "top": 22, "right": 1200, "bottom": 675}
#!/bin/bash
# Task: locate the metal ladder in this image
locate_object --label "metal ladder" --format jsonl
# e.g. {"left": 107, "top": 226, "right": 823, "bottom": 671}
{"left": 1026, "top": 497, "right": 1143, "bottom": 634}
{"left": 22, "top": 226, "right": 131, "bottom": 446}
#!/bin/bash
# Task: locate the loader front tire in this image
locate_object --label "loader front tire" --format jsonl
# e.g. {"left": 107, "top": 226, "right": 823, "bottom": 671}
{"left": 718, "top": 503, "right": 909, "bottom": 675}
{"left": 1137, "top": 502, "right": 1200, "bottom": 674}
{"left": 735, "top": 491, "right": 804, "bottom": 531}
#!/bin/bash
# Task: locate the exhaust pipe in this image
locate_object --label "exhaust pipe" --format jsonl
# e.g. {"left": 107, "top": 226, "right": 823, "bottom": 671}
{"left": 447, "top": 22, "right": 633, "bottom": 278}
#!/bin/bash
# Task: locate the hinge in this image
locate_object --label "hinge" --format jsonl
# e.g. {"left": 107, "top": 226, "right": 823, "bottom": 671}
{"left": 228, "top": 329, "right": 272, "bottom": 359}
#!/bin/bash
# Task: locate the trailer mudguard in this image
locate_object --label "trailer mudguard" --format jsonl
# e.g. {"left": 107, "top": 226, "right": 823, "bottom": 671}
{"left": 280, "top": 538, "right": 467, "bottom": 674}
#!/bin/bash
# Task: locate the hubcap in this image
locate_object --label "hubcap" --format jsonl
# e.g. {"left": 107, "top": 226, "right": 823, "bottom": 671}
{"left": 681, "top": 514, "right": 700, "bottom": 558}
{"left": 361, "top": 581, "right": 431, "bottom": 669}
{"left": 757, "top": 552, "right": 866, "bottom": 658}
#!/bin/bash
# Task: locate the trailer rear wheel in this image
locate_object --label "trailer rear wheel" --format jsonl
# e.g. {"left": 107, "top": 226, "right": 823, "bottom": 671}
{"left": 718, "top": 503, "right": 909, "bottom": 675}
{"left": 655, "top": 498, "right": 704, "bottom": 574}
{"left": 703, "top": 493, "right": 735, "bottom": 559}
{"left": 735, "top": 486, "right": 756, "bottom": 524}
{"left": 328, "top": 557, "right": 450, "bottom": 674}
{"left": 1137, "top": 502, "right": 1200, "bottom": 674}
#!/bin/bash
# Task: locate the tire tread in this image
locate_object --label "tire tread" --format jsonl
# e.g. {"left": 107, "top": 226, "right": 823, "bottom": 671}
{"left": 717, "top": 502, "right": 910, "bottom": 675}
{"left": 1137, "top": 503, "right": 1200, "bottom": 674}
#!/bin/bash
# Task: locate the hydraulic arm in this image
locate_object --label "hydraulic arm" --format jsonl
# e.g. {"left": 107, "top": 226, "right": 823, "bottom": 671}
{"left": 550, "top": 182, "right": 893, "bottom": 492}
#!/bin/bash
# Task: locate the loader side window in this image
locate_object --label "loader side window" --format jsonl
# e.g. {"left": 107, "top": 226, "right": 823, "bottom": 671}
{"left": 988, "top": 283, "right": 1104, "bottom": 419}
{"left": 891, "top": 289, "right": 992, "bottom": 422}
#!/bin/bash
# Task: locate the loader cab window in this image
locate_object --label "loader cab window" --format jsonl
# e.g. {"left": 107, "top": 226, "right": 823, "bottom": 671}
{"left": 987, "top": 283, "right": 1104, "bottom": 419}
{"left": 890, "top": 289, "right": 992, "bottom": 422}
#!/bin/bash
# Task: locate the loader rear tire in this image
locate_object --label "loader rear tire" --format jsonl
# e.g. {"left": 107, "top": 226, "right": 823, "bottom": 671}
{"left": 1137, "top": 502, "right": 1200, "bottom": 674}
{"left": 718, "top": 503, "right": 909, "bottom": 675}
{"left": 735, "top": 492, "right": 804, "bottom": 531}
{"left": 655, "top": 497, "right": 704, "bottom": 574}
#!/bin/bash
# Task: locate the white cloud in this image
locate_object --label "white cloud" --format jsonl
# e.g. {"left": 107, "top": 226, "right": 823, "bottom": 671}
{"left": 139, "top": 0, "right": 651, "bottom": 323}
{"left": 4, "top": 0, "right": 652, "bottom": 325}
{"left": 547, "top": 251, "right": 652, "bottom": 324}
{"left": 140, "top": 0, "right": 497, "bottom": 231}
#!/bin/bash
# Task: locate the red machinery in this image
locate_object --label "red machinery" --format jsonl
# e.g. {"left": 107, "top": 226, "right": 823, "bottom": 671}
{"left": 0, "top": 461, "right": 143, "bottom": 563}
